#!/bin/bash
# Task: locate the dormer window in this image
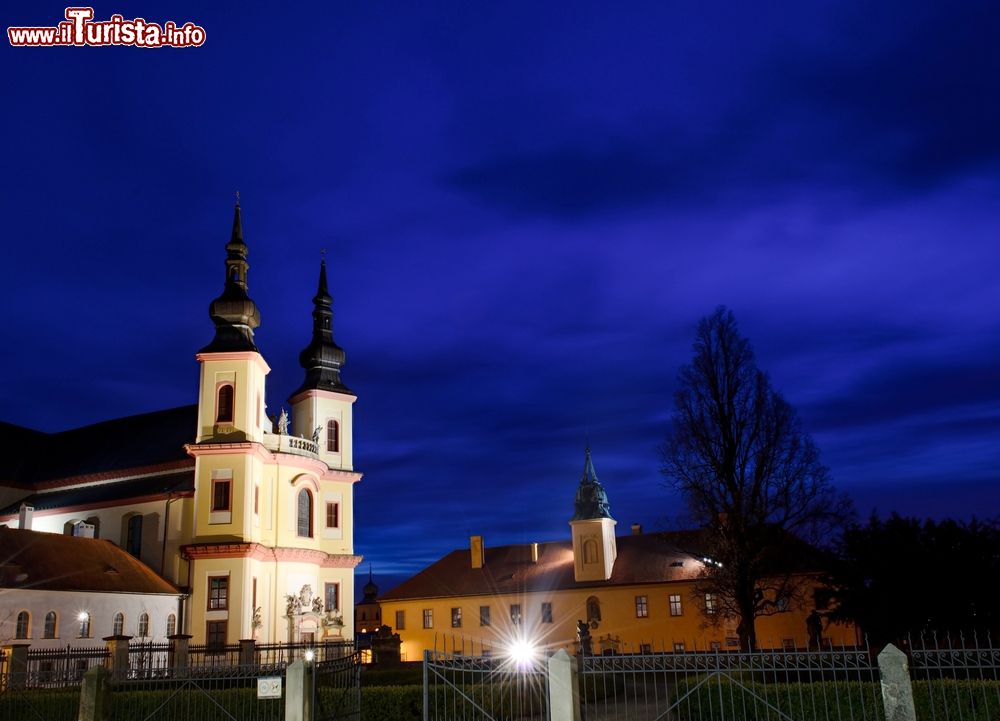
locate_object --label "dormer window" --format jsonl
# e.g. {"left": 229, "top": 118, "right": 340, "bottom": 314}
{"left": 217, "top": 384, "right": 234, "bottom": 423}
{"left": 326, "top": 420, "right": 339, "bottom": 453}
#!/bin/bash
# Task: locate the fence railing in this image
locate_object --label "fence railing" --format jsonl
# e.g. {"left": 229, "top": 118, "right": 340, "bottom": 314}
{"left": 23, "top": 645, "right": 110, "bottom": 687}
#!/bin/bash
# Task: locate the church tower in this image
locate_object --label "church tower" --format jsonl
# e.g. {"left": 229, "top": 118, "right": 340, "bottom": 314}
{"left": 569, "top": 447, "right": 618, "bottom": 582}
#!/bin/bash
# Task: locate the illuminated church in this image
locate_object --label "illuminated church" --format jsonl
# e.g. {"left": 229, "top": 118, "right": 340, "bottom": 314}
{"left": 0, "top": 203, "right": 362, "bottom": 647}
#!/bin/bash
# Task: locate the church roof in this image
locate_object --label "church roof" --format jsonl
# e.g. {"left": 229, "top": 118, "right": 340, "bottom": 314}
{"left": 379, "top": 532, "right": 708, "bottom": 601}
{"left": 0, "top": 471, "right": 193, "bottom": 518}
{"left": 0, "top": 527, "right": 179, "bottom": 595}
{"left": 0, "top": 405, "right": 197, "bottom": 486}
{"left": 571, "top": 446, "right": 613, "bottom": 521}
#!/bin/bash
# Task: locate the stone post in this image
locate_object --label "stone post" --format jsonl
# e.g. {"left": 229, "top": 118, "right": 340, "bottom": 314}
{"left": 2, "top": 644, "right": 29, "bottom": 690}
{"left": 103, "top": 636, "right": 132, "bottom": 674}
{"left": 167, "top": 634, "right": 191, "bottom": 672}
{"left": 77, "top": 666, "right": 109, "bottom": 721}
{"left": 878, "top": 643, "right": 917, "bottom": 721}
{"left": 239, "top": 638, "right": 256, "bottom": 666}
{"left": 548, "top": 649, "right": 582, "bottom": 721}
{"left": 285, "top": 659, "right": 314, "bottom": 721}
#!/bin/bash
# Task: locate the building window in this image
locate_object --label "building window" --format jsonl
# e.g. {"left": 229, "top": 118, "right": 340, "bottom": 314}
{"left": 15, "top": 611, "right": 29, "bottom": 639}
{"left": 209, "top": 576, "right": 229, "bottom": 610}
{"left": 297, "top": 489, "right": 313, "bottom": 537}
{"left": 125, "top": 514, "right": 143, "bottom": 557}
{"left": 710, "top": 641, "right": 722, "bottom": 652}
{"left": 669, "top": 594, "right": 683, "bottom": 616}
{"left": 541, "top": 602, "right": 553, "bottom": 624}
{"left": 782, "top": 638, "right": 796, "bottom": 651}
{"left": 673, "top": 642, "right": 686, "bottom": 653}
{"left": 112, "top": 612, "right": 124, "bottom": 636}
{"left": 325, "top": 583, "right": 340, "bottom": 612}
{"left": 422, "top": 609, "right": 433, "bottom": 629}
{"left": 217, "top": 384, "right": 234, "bottom": 423}
{"left": 206, "top": 620, "right": 227, "bottom": 650}
{"left": 725, "top": 637, "right": 739, "bottom": 647}
{"left": 479, "top": 606, "right": 490, "bottom": 627}
{"left": 583, "top": 539, "right": 598, "bottom": 564}
{"left": 327, "top": 420, "right": 339, "bottom": 452}
{"left": 254, "top": 485, "right": 260, "bottom": 515}
{"left": 78, "top": 612, "right": 91, "bottom": 638}
{"left": 395, "top": 610, "right": 405, "bottom": 631}
{"left": 451, "top": 607, "right": 462, "bottom": 628}
{"left": 166, "top": 614, "right": 177, "bottom": 637}
{"left": 138, "top": 613, "right": 150, "bottom": 637}
{"left": 44, "top": 611, "right": 57, "bottom": 639}
{"left": 640, "top": 643, "right": 652, "bottom": 654}
{"left": 635, "top": 596, "right": 649, "bottom": 618}
{"left": 705, "top": 593, "right": 717, "bottom": 615}
{"left": 212, "top": 480, "right": 231, "bottom": 512}
{"left": 510, "top": 604, "right": 521, "bottom": 625}
{"left": 586, "top": 596, "right": 601, "bottom": 623}
{"left": 326, "top": 502, "right": 339, "bottom": 529}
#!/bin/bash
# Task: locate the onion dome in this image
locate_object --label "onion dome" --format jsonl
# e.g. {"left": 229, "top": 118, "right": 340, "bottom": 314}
{"left": 361, "top": 567, "right": 378, "bottom": 603}
{"left": 200, "top": 201, "right": 261, "bottom": 353}
{"left": 572, "top": 446, "right": 614, "bottom": 521}
{"left": 292, "top": 259, "right": 351, "bottom": 395}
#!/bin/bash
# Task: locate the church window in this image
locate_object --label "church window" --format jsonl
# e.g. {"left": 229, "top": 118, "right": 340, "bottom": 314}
{"left": 669, "top": 594, "right": 683, "bottom": 616}
{"left": 44, "top": 611, "right": 57, "bottom": 638}
{"left": 326, "top": 502, "right": 339, "bottom": 529}
{"left": 112, "top": 612, "right": 124, "bottom": 636}
{"left": 212, "top": 480, "right": 231, "bottom": 512}
{"left": 325, "top": 583, "right": 339, "bottom": 612}
{"left": 583, "top": 539, "right": 598, "bottom": 564}
{"left": 166, "top": 614, "right": 177, "bottom": 637}
{"left": 138, "top": 613, "right": 150, "bottom": 637}
{"left": 216, "top": 384, "right": 234, "bottom": 423}
{"left": 326, "top": 420, "right": 339, "bottom": 452}
{"left": 126, "top": 514, "right": 143, "bottom": 557}
{"left": 78, "top": 612, "right": 91, "bottom": 638}
{"left": 297, "top": 489, "right": 313, "bottom": 537}
{"left": 15, "top": 611, "right": 29, "bottom": 639}
{"left": 208, "top": 576, "right": 229, "bottom": 610}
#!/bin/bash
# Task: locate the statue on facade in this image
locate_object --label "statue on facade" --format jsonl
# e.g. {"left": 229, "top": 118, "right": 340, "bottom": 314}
{"left": 577, "top": 619, "right": 593, "bottom": 656}
{"left": 298, "top": 584, "right": 313, "bottom": 609}
{"left": 807, "top": 610, "right": 823, "bottom": 650}
{"left": 312, "top": 596, "right": 323, "bottom": 614}
{"left": 312, "top": 425, "right": 322, "bottom": 444}
{"left": 277, "top": 408, "right": 289, "bottom": 435}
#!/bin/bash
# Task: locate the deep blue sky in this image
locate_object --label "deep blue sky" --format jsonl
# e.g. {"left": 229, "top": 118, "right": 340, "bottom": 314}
{"left": 3, "top": 2, "right": 999, "bottom": 591}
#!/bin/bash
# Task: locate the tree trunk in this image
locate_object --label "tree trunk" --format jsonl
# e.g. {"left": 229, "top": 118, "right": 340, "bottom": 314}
{"left": 736, "top": 589, "right": 758, "bottom": 652}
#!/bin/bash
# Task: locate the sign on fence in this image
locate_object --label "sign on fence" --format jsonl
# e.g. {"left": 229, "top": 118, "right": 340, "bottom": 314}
{"left": 256, "top": 676, "right": 282, "bottom": 699}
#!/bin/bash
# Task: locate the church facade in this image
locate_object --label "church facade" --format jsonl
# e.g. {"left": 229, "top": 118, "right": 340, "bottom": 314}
{"left": 0, "top": 203, "right": 362, "bottom": 647}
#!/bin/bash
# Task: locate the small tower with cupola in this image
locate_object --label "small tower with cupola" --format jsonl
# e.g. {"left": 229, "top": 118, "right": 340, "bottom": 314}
{"left": 569, "top": 447, "right": 618, "bottom": 582}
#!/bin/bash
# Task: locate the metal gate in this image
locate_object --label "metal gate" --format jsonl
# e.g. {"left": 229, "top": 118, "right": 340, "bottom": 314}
{"left": 580, "top": 647, "right": 885, "bottom": 721}
{"left": 0, "top": 665, "right": 81, "bottom": 721}
{"left": 423, "top": 650, "right": 551, "bottom": 721}
{"left": 313, "top": 648, "right": 362, "bottom": 720}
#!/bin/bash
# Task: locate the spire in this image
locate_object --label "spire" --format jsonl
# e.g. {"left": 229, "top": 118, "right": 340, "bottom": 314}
{"left": 572, "top": 446, "right": 613, "bottom": 521}
{"left": 200, "top": 200, "right": 261, "bottom": 353}
{"left": 293, "top": 258, "right": 351, "bottom": 395}
{"left": 362, "top": 564, "right": 378, "bottom": 602}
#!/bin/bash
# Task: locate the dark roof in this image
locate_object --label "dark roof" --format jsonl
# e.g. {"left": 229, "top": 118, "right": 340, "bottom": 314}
{"left": 0, "top": 405, "right": 197, "bottom": 485}
{"left": 0, "top": 471, "right": 193, "bottom": 517}
{"left": 0, "top": 527, "right": 179, "bottom": 594}
{"left": 380, "top": 532, "right": 710, "bottom": 602}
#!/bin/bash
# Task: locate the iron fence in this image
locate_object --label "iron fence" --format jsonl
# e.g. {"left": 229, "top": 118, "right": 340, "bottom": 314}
{"left": 126, "top": 641, "right": 171, "bottom": 677}
{"left": 904, "top": 632, "right": 1000, "bottom": 721}
{"left": 314, "top": 649, "right": 362, "bottom": 721}
{"left": 23, "top": 645, "right": 109, "bottom": 688}
{"left": 188, "top": 642, "right": 242, "bottom": 668}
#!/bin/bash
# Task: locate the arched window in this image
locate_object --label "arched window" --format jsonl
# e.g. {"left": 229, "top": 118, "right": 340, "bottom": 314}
{"left": 112, "top": 612, "right": 124, "bottom": 636}
{"left": 15, "top": 611, "right": 29, "bottom": 639}
{"left": 138, "top": 613, "right": 150, "bottom": 637}
{"left": 44, "top": 611, "right": 57, "bottom": 639}
{"left": 297, "top": 489, "right": 313, "bottom": 537}
{"left": 217, "top": 384, "right": 234, "bottom": 423}
{"left": 586, "top": 596, "right": 602, "bottom": 623}
{"left": 326, "top": 420, "right": 339, "bottom": 453}
{"left": 126, "top": 514, "right": 143, "bottom": 558}
{"left": 78, "top": 612, "right": 91, "bottom": 638}
{"left": 166, "top": 614, "right": 177, "bottom": 637}
{"left": 583, "top": 539, "right": 598, "bottom": 564}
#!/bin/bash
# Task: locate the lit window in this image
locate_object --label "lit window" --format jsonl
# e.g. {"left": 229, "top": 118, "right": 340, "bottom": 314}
{"left": 422, "top": 609, "right": 433, "bottom": 629}
{"left": 44, "top": 611, "right": 57, "bottom": 639}
{"left": 705, "top": 593, "right": 717, "bottom": 615}
{"left": 209, "top": 576, "right": 229, "bottom": 610}
{"left": 166, "top": 614, "right": 177, "bottom": 637}
{"left": 635, "top": 596, "right": 648, "bottom": 618}
{"left": 669, "top": 595, "right": 683, "bottom": 616}
{"left": 78, "top": 612, "right": 91, "bottom": 638}
{"left": 206, "top": 620, "right": 227, "bottom": 649}
{"left": 510, "top": 604, "right": 521, "bottom": 625}
{"left": 451, "top": 607, "right": 462, "bottom": 628}
{"left": 479, "top": 606, "right": 490, "bottom": 627}
{"left": 326, "top": 502, "right": 339, "bottom": 529}
{"left": 112, "top": 612, "right": 124, "bottom": 636}
{"left": 216, "top": 384, "right": 234, "bottom": 423}
{"left": 15, "top": 611, "right": 29, "bottom": 639}
{"left": 212, "top": 480, "right": 231, "bottom": 512}
{"left": 325, "top": 583, "right": 339, "bottom": 612}
{"left": 541, "top": 602, "right": 553, "bottom": 623}
{"left": 326, "top": 420, "right": 339, "bottom": 453}
{"left": 673, "top": 642, "right": 686, "bottom": 653}
{"left": 297, "top": 489, "right": 313, "bottom": 537}
{"left": 138, "top": 613, "right": 150, "bottom": 637}
{"left": 395, "top": 610, "right": 405, "bottom": 631}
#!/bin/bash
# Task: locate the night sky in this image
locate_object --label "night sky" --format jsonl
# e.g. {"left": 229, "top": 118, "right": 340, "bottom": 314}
{"left": 3, "top": 2, "right": 999, "bottom": 592}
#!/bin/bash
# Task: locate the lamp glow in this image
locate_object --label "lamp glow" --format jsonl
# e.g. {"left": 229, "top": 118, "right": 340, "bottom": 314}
{"left": 304, "top": 649, "right": 315, "bottom": 662}
{"left": 507, "top": 638, "right": 536, "bottom": 669}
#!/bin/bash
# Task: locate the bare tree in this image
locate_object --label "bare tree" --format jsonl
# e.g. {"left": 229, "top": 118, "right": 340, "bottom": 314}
{"left": 662, "top": 307, "right": 852, "bottom": 650}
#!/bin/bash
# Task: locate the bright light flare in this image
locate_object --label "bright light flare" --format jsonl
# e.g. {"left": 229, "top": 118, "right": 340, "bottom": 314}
{"left": 507, "top": 638, "right": 537, "bottom": 670}
{"left": 303, "top": 649, "right": 315, "bottom": 662}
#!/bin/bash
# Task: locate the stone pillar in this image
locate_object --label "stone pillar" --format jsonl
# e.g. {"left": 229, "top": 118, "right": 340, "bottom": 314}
{"left": 239, "top": 639, "right": 256, "bottom": 666}
{"left": 167, "top": 634, "right": 191, "bottom": 671}
{"left": 548, "top": 649, "right": 582, "bottom": 721}
{"left": 77, "top": 666, "right": 109, "bottom": 721}
{"left": 2, "top": 644, "right": 29, "bottom": 690}
{"left": 878, "top": 643, "right": 917, "bottom": 721}
{"left": 285, "top": 659, "right": 314, "bottom": 721}
{"left": 103, "top": 636, "right": 132, "bottom": 674}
